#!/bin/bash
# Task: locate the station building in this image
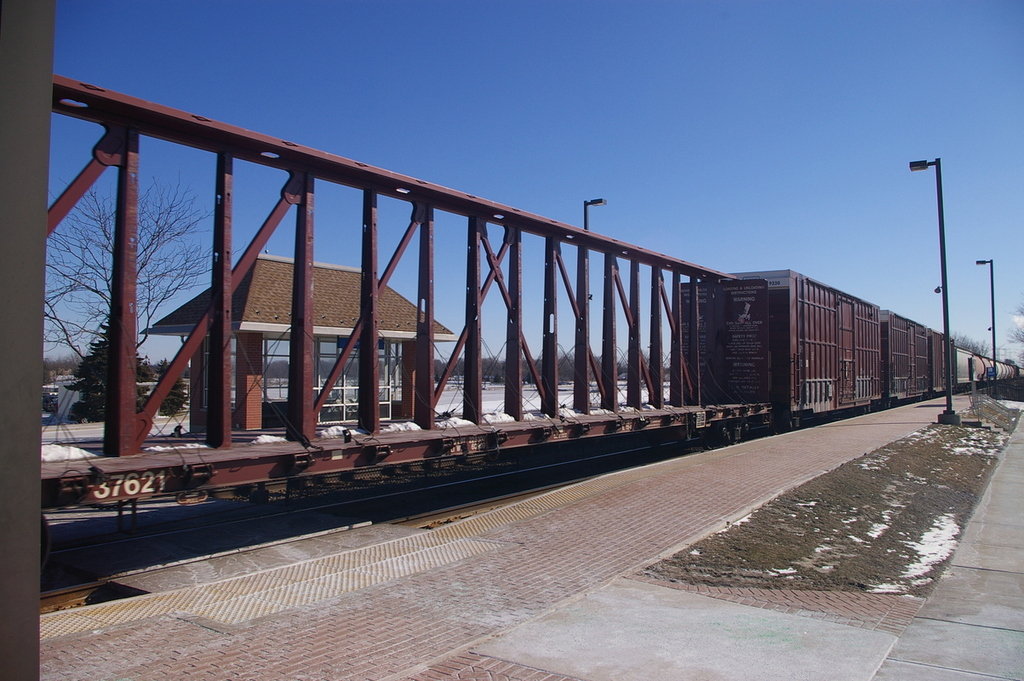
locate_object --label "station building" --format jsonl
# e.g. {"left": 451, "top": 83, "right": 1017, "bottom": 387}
{"left": 151, "top": 254, "right": 455, "bottom": 431}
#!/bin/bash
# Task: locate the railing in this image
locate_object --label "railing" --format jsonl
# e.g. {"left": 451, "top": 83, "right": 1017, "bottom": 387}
{"left": 49, "top": 76, "right": 734, "bottom": 456}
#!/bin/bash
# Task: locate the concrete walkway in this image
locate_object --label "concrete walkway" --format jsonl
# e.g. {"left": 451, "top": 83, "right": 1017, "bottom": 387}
{"left": 873, "top": 414, "right": 1024, "bottom": 680}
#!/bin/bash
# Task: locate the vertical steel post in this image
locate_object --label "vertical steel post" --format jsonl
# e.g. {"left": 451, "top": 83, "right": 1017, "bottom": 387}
{"left": 601, "top": 253, "right": 618, "bottom": 411}
{"left": 574, "top": 242, "right": 590, "bottom": 413}
{"left": 414, "top": 203, "right": 435, "bottom": 429}
{"left": 464, "top": 217, "right": 483, "bottom": 423}
{"left": 627, "top": 260, "right": 642, "bottom": 408}
{"left": 689, "top": 276, "right": 701, "bottom": 405}
{"left": 104, "top": 128, "right": 139, "bottom": 457}
{"left": 541, "top": 237, "right": 559, "bottom": 416}
{"left": 669, "top": 271, "right": 683, "bottom": 405}
{"left": 358, "top": 190, "right": 380, "bottom": 432}
{"left": 504, "top": 227, "right": 523, "bottom": 419}
{"left": 287, "top": 173, "right": 315, "bottom": 441}
{"left": 649, "top": 267, "right": 664, "bottom": 408}
{"left": 207, "top": 153, "right": 233, "bottom": 447}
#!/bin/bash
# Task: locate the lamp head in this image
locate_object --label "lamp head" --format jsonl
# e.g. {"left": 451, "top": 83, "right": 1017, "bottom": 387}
{"left": 585, "top": 198, "right": 607, "bottom": 207}
{"left": 976, "top": 259, "right": 992, "bottom": 265}
{"left": 909, "top": 160, "right": 932, "bottom": 172}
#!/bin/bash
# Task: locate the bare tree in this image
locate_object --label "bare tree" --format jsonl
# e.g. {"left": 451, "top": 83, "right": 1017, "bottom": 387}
{"left": 951, "top": 332, "right": 989, "bottom": 356}
{"left": 1012, "top": 298, "right": 1024, "bottom": 364}
{"left": 45, "top": 183, "right": 209, "bottom": 357}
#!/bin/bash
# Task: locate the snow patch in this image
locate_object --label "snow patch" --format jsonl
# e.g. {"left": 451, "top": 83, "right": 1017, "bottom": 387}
{"left": 482, "top": 412, "right": 516, "bottom": 425}
{"left": 42, "top": 444, "right": 99, "bottom": 462}
{"left": 437, "top": 417, "right": 476, "bottom": 428}
{"left": 382, "top": 421, "right": 422, "bottom": 433}
{"left": 251, "top": 434, "right": 287, "bottom": 444}
{"left": 144, "top": 443, "right": 210, "bottom": 452}
{"left": 902, "top": 513, "right": 959, "bottom": 579}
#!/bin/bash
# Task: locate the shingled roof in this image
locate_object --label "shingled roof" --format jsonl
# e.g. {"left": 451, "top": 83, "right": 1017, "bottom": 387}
{"left": 150, "top": 255, "right": 455, "bottom": 340}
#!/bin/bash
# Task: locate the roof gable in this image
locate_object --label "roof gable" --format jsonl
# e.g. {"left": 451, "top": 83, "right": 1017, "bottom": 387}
{"left": 151, "top": 255, "right": 453, "bottom": 338}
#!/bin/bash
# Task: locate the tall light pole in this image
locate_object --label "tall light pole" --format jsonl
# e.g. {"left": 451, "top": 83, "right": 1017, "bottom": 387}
{"left": 910, "top": 158, "right": 960, "bottom": 425}
{"left": 575, "top": 198, "right": 605, "bottom": 412}
{"left": 976, "top": 258, "right": 996, "bottom": 394}
{"left": 583, "top": 198, "right": 606, "bottom": 231}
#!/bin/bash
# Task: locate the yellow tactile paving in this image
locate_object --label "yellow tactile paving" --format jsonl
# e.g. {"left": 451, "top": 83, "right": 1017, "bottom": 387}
{"left": 41, "top": 453, "right": 645, "bottom": 639}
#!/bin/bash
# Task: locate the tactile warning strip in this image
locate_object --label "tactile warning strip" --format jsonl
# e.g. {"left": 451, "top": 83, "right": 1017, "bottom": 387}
{"left": 41, "top": 537, "right": 503, "bottom": 637}
{"left": 41, "top": 448, "right": 687, "bottom": 639}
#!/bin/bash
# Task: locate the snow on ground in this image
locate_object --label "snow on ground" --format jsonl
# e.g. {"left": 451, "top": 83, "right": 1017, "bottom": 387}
{"left": 41, "top": 444, "right": 100, "bottom": 462}
{"left": 999, "top": 400, "right": 1024, "bottom": 411}
{"left": 902, "top": 513, "right": 960, "bottom": 579}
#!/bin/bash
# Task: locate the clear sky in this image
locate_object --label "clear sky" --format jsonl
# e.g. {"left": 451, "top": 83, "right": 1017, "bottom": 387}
{"left": 49, "top": 1, "right": 1024, "bottom": 363}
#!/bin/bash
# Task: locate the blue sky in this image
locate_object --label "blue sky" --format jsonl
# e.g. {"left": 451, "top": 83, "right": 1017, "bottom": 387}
{"left": 49, "top": 1, "right": 1024, "bottom": 362}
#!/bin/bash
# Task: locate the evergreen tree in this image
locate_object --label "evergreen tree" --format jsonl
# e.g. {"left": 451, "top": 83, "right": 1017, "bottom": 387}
{"left": 69, "top": 323, "right": 159, "bottom": 423}
{"left": 69, "top": 326, "right": 110, "bottom": 423}
{"left": 154, "top": 358, "right": 189, "bottom": 416}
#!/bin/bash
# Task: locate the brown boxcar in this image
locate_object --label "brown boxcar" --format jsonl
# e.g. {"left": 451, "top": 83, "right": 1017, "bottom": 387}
{"left": 880, "top": 310, "right": 930, "bottom": 404}
{"left": 734, "top": 270, "right": 881, "bottom": 427}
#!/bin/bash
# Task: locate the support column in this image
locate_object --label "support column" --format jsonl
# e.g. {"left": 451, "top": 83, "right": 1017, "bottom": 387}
{"left": 358, "top": 190, "right": 380, "bottom": 432}
{"left": 104, "top": 127, "right": 139, "bottom": 457}
{"left": 627, "top": 260, "right": 642, "bottom": 408}
{"left": 287, "top": 173, "right": 315, "bottom": 441}
{"left": 649, "top": 267, "right": 663, "bottom": 408}
{"left": 0, "top": 4, "right": 53, "bottom": 675}
{"left": 541, "top": 237, "right": 559, "bottom": 416}
{"left": 414, "top": 203, "right": 435, "bottom": 429}
{"left": 574, "top": 243, "right": 590, "bottom": 413}
{"left": 464, "top": 217, "right": 483, "bottom": 423}
{"left": 188, "top": 343, "right": 207, "bottom": 431}
{"left": 670, "top": 271, "right": 684, "bottom": 406}
{"left": 601, "top": 253, "right": 617, "bottom": 411}
{"left": 689, "top": 276, "right": 702, "bottom": 404}
{"left": 207, "top": 153, "right": 233, "bottom": 447}
{"left": 504, "top": 227, "right": 523, "bottom": 419}
{"left": 234, "top": 331, "right": 264, "bottom": 430}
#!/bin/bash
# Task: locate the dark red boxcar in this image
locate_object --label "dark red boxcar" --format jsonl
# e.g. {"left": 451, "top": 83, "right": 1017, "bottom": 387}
{"left": 880, "top": 310, "right": 930, "bottom": 403}
{"left": 734, "top": 270, "right": 881, "bottom": 427}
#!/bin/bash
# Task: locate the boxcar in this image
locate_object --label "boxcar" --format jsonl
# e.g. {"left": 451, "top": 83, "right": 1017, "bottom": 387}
{"left": 879, "top": 310, "right": 930, "bottom": 404}
{"left": 734, "top": 270, "right": 881, "bottom": 427}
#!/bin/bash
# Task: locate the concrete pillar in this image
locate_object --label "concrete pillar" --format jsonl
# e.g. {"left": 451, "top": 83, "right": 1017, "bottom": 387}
{"left": 0, "top": 1, "right": 54, "bottom": 677}
{"left": 188, "top": 341, "right": 208, "bottom": 431}
{"left": 398, "top": 339, "right": 417, "bottom": 420}
{"left": 234, "top": 331, "right": 264, "bottom": 429}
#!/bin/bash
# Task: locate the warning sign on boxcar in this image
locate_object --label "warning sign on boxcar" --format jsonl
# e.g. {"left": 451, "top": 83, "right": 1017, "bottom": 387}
{"left": 683, "top": 279, "right": 769, "bottom": 405}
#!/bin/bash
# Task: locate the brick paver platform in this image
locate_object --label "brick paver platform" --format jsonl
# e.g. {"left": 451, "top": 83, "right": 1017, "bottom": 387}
{"left": 405, "top": 652, "right": 585, "bottom": 681}
{"left": 41, "top": 399, "right": 958, "bottom": 681}
{"left": 629, "top": 575, "right": 924, "bottom": 634}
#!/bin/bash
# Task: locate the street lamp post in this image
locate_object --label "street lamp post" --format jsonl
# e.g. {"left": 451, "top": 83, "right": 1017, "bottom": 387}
{"left": 583, "top": 198, "right": 606, "bottom": 232}
{"left": 575, "top": 198, "right": 605, "bottom": 412}
{"left": 910, "top": 158, "right": 960, "bottom": 425}
{"left": 976, "top": 258, "right": 996, "bottom": 396}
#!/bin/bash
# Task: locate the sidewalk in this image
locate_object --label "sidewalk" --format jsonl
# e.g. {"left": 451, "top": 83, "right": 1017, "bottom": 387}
{"left": 872, "top": 412, "right": 1024, "bottom": 680}
{"left": 40, "top": 396, "right": 1021, "bottom": 681}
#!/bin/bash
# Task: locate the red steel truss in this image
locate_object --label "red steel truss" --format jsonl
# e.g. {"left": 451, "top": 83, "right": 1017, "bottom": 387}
{"left": 48, "top": 75, "right": 735, "bottom": 458}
